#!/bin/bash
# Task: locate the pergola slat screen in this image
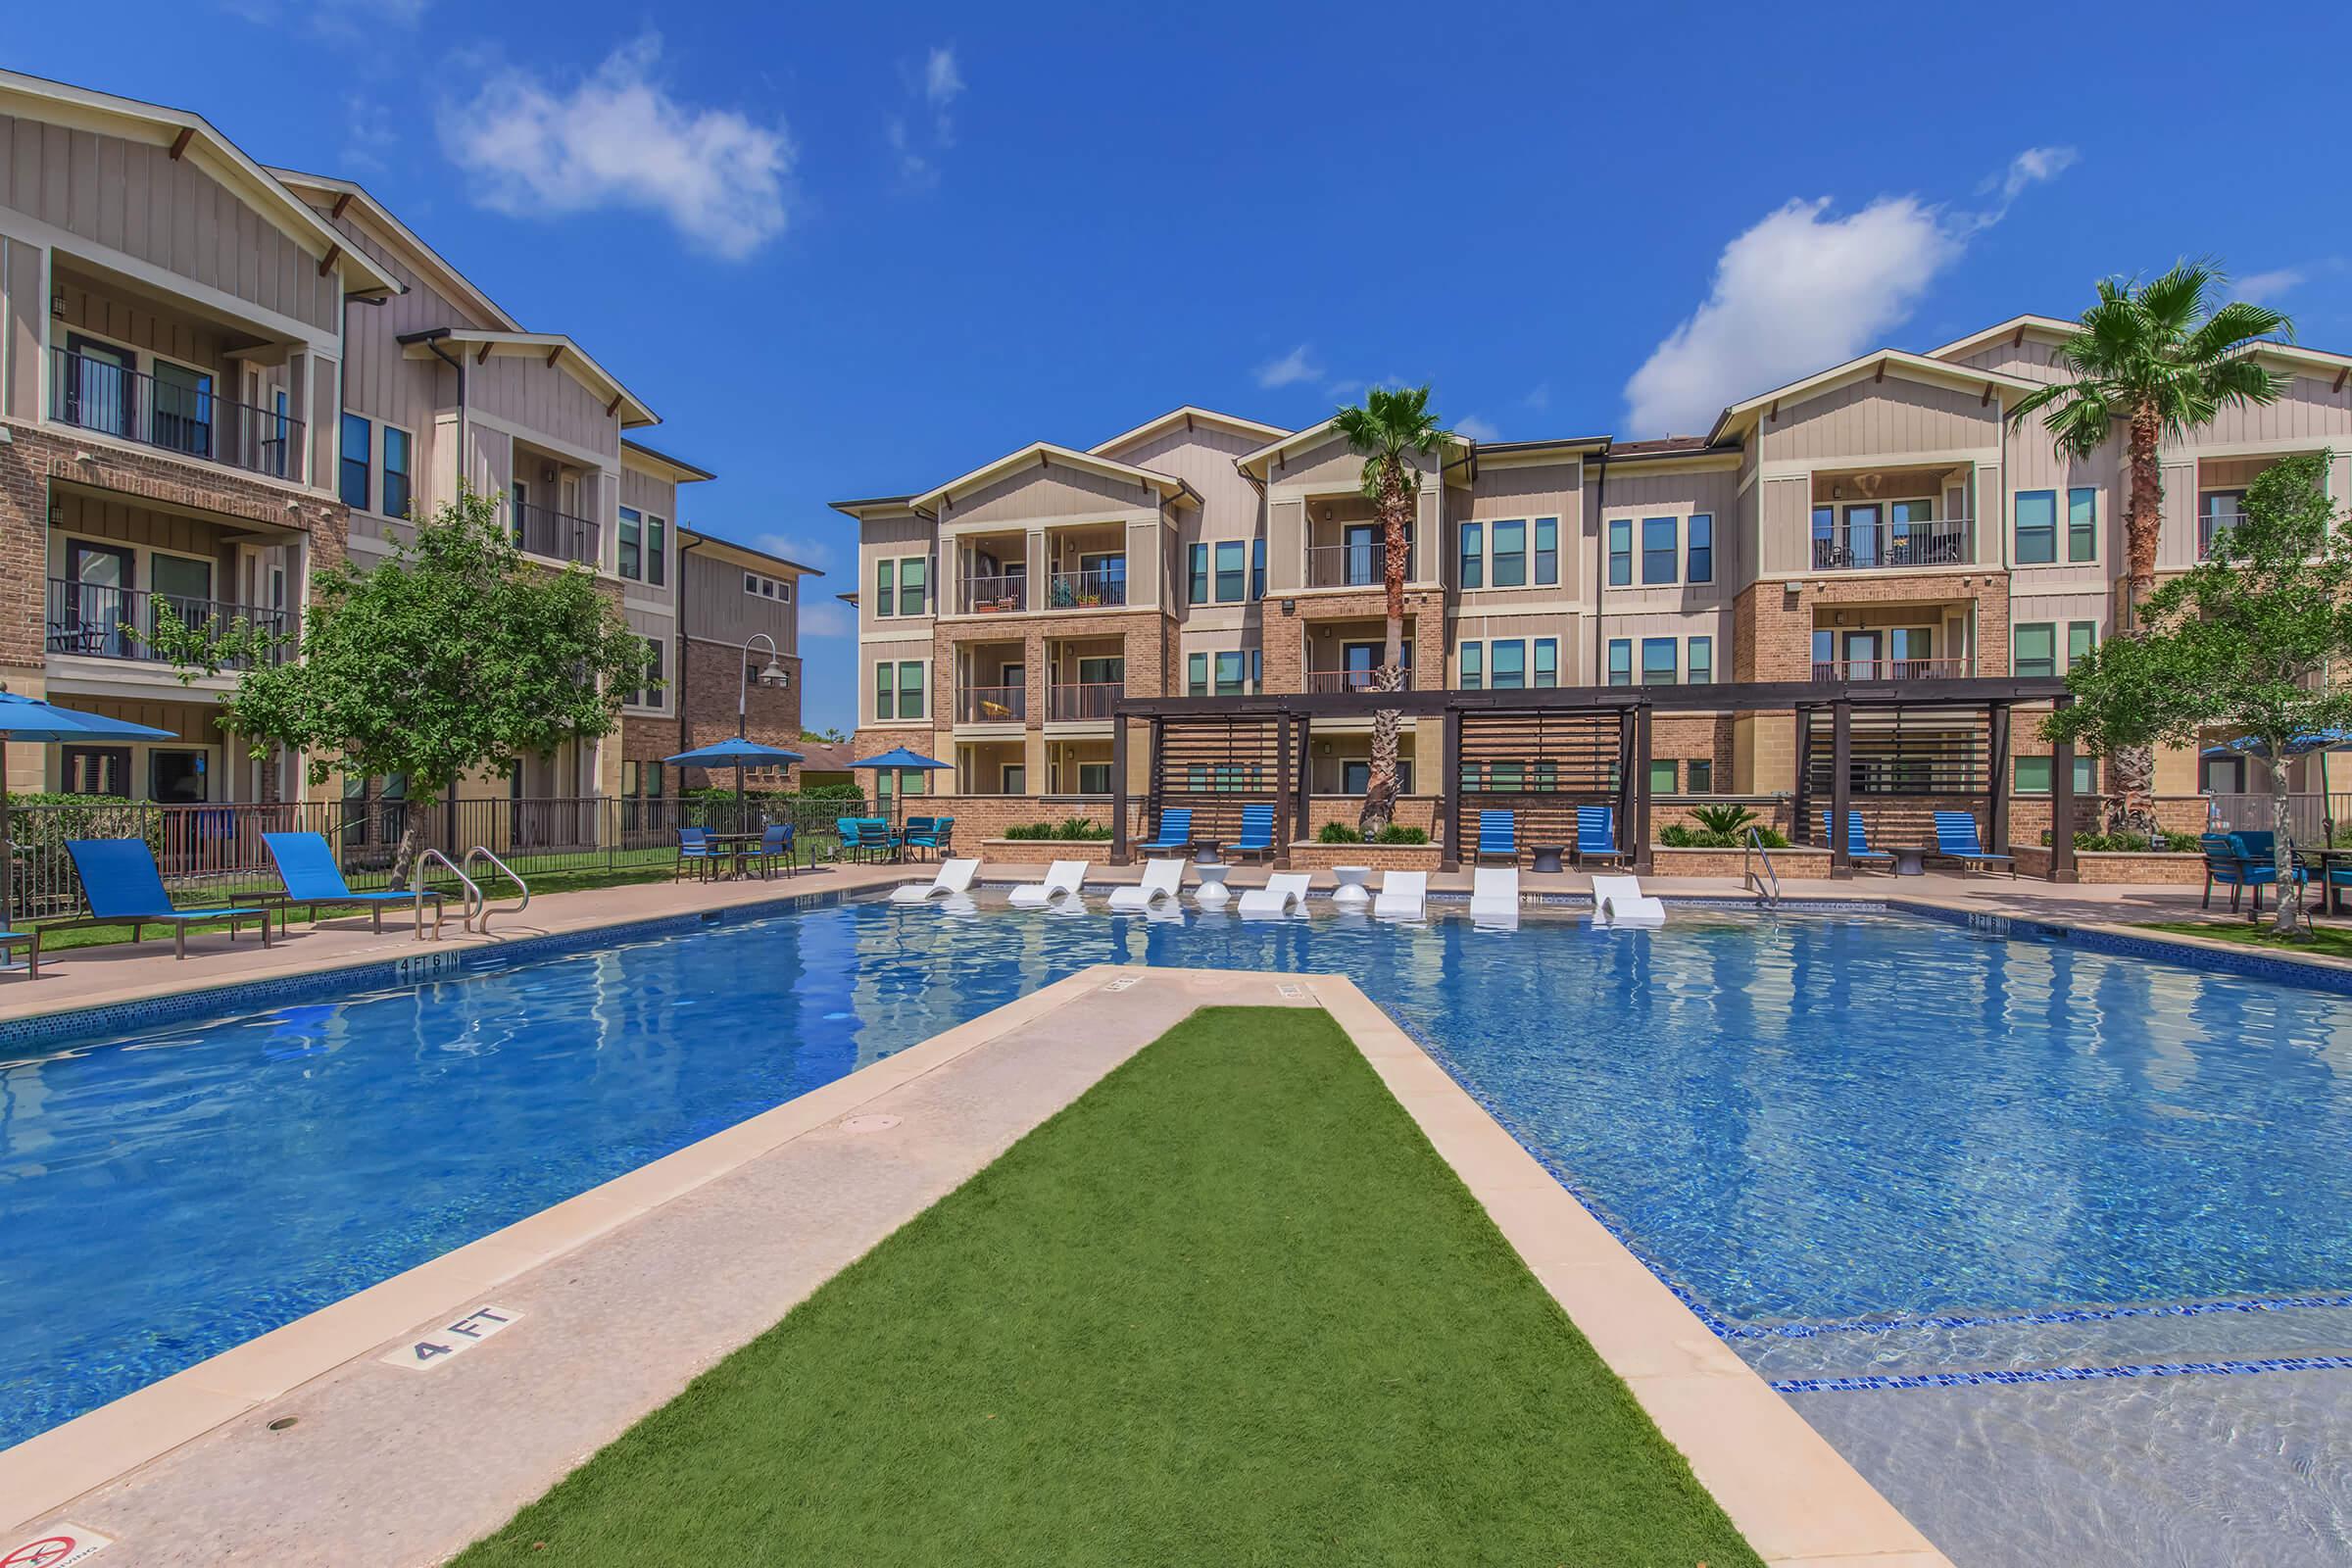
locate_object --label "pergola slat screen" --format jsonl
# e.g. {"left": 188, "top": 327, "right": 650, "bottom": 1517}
{"left": 1795, "top": 705, "right": 1991, "bottom": 848}
{"left": 1454, "top": 711, "right": 1624, "bottom": 851}
{"left": 1151, "top": 716, "right": 1289, "bottom": 844}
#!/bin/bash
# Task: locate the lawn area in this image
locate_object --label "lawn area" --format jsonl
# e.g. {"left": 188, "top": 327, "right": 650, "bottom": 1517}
{"left": 2141, "top": 919, "right": 2352, "bottom": 961}
{"left": 457, "top": 1006, "right": 1759, "bottom": 1567}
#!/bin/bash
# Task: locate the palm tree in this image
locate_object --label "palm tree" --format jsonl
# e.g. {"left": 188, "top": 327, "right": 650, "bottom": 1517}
{"left": 2007, "top": 262, "right": 2292, "bottom": 834}
{"left": 1332, "top": 385, "right": 1450, "bottom": 836}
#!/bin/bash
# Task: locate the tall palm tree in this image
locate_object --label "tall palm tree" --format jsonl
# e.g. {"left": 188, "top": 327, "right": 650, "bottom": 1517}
{"left": 1332, "top": 385, "right": 1450, "bottom": 835}
{"left": 2007, "top": 262, "right": 2292, "bottom": 834}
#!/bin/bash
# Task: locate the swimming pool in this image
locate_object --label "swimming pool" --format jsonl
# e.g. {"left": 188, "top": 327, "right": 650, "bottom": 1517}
{"left": 6, "top": 894, "right": 2351, "bottom": 1467}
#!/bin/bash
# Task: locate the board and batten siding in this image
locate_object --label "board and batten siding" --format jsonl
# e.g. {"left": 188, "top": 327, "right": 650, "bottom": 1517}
{"left": 1756, "top": 374, "right": 2002, "bottom": 466}
{"left": 468, "top": 355, "right": 620, "bottom": 459}
{"left": 0, "top": 116, "right": 338, "bottom": 333}
{"left": 321, "top": 211, "right": 464, "bottom": 475}
{"left": 682, "top": 549, "right": 797, "bottom": 652}
{"left": 943, "top": 463, "right": 1157, "bottom": 527}
{"left": 2, "top": 232, "right": 45, "bottom": 417}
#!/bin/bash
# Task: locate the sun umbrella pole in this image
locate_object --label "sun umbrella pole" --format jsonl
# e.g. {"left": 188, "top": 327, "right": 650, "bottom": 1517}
{"left": 1, "top": 734, "right": 12, "bottom": 932}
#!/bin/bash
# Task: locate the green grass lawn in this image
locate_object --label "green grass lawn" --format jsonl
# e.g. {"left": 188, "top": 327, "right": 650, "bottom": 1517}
{"left": 2140, "top": 919, "right": 2352, "bottom": 961}
{"left": 456, "top": 1006, "right": 1759, "bottom": 1567}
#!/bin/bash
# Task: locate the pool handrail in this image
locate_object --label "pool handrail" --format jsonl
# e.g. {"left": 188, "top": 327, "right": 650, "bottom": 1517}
{"left": 414, "top": 848, "right": 482, "bottom": 937}
{"left": 464, "top": 846, "right": 531, "bottom": 934}
{"left": 1743, "top": 826, "right": 1780, "bottom": 907}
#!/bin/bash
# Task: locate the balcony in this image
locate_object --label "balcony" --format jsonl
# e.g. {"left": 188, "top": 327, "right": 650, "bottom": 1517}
{"left": 959, "top": 572, "right": 1028, "bottom": 614}
{"left": 49, "top": 348, "right": 302, "bottom": 483}
{"left": 512, "top": 501, "right": 601, "bottom": 566}
{"left": 1047, "top": 681, "right": 1122, "bottom": 721}
{"left": 1810, "top": 657, "right": 1972, "bottom": 683}
{"left": 1304, "top": 668, "right": 1413, "bottom": 695}
{"left": 956, "top": 684, "right": 1026, "bottom": 722}
{"left": 1809, "top": 517, "right": 1970, "bottom": 571}
{"left": 2199, "top": 510, "right": 2243, "bottom": 561}
{"left": 46, "top": 578, "right": 290, "bottom": 667}
{"left": 1306, "top": 541, "right": 1416, "bottom": 590}
{"left": 1045, "top": 567, "right": 1127, "bottom": 610}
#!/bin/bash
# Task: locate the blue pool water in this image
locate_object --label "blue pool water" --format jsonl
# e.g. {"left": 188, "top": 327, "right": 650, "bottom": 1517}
{"left": 5, "top": 895, "right": 2352, "bottom": 1454}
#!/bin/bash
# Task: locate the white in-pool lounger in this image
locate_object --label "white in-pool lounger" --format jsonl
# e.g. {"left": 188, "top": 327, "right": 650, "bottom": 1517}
{"left": 1238, "top": 871, "right": 1312, "bottom": 917}
{"left": 1468, "top": 865, "right": 1520, "bottom": 925}
{"left": 1008, "top": 859, "right": 1090, "bottom": 907}
{"left": 890, "top": 858, "right": 981, "bottom": 904}
{"left": 1589, "top": 873, "right": 1665, "bottom": 928}
{"left": 1372, "top": 869, "right": 1428, "bottom": 919}
{"left": 1107, "top": 858, "right": 1185, "bottom": 910}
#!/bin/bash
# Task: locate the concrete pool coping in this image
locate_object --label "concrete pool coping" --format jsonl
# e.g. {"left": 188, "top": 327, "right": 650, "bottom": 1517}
{"left": 0, "top": 964, "right": 1949, "bottom": 1567}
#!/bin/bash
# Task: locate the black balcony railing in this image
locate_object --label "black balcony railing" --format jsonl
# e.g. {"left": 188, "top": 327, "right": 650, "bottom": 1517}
{"left": 1047, "top": 568, "right": 1126, "bottom": 609}
{"left": 1048, "top": 681, "right": 1122, "bottom": 720}
{"left": 1809, "top": 657, "right": 1971, "bottom": 683}
{"left": 1303, "top": 668, "right": 1413, "bottom": 695}
{"left": 46, "top": 578, "right": 291, "bottom": 666}
{"left": 2199, "top": 509, "right": 2244, "bottom": 560}
{"left": 50, "top": 348, "right": 302, "bottom": 481}
{"left": 956, "top": 684, "right": 1026, "bottom": 722}
{"left": 1810, "top": 518, "right": 1970, "bottom": 570}
{"left": 511, "top": 501, "right": 601, "bottom": 566}
{"left": 1306, "top": 540, "right": 1415, "bottom": 588}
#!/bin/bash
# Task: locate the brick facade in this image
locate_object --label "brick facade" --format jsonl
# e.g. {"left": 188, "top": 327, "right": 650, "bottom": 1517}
{"left": 1265, "top": 590, "right": 1448, "bottom": 695}
{"left": 934, "top": 609, "right": 1172, "bottom": 728}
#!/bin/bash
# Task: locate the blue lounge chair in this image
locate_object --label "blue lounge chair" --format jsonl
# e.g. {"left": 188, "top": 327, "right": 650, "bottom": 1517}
{"left": 264, "top": 831, "right": 445, "bottom": 933}
{"left": 1229, "top": 803, "right": 1278, "bottom": 862}
{"left": 677, "top": 826, "right": 721, "bottom": 880}
{"left": 1575, "top": 806, "right": 1629, "bottom": 868}
{"left": 1819, "top": 810, "right": 1893, "bottom": 869}
{"left": 2210, "top": 830, "right": 2308, "bottom": 918}
{"left": 750, "top": 822, "right": 797, "bottom": 877}
{"left": 0, "top": 926, "right": 37, "bottom": 979}
{"left": 1933, "top": 812, "right": 2014, "bottom": 878}
{"left": 58, "top": 838, "right": 273, "bottom": 959}
{"left": 1140, "top": 808, "right": 1194, "bottom": 854}
{"left": 1475, "top": 809, "right": 1517, "bottom": 865}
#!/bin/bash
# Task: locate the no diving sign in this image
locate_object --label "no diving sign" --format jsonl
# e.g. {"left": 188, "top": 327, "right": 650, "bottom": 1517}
{"left": 379, "top": 1304, "right": 523, "bottom": 1371}
{"left": 0, "top": 1527, "right": 113, "bottom": 1568}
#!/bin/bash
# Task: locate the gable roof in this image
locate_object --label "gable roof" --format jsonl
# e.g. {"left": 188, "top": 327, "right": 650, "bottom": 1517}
{"left": 1089, "top": 406, "right": 1291, "bottom": 457}
{"left": 0, "top": 70, "right": 402, "bottom": 299}
{"left": 396, "top": 327, "right": 659, "bottom": 428}
{"left": 270, "top": 168, "right": 521, "bottom": 331}
{"left": 911, "top": 441, "right": 1199, "bottom": 515}
{"left": 827, "top": 493, "right": 919, "bottom": 520}
{"left": 1235, "top": 416, "right": 1472, "bottom": 479}
{"left": 680, "top": 526, "right": 819, "bottom": 578}
{"left": 1706, "top": 349, "right": 2045, "bottom": 445}
{"left": 622, "top": 437, "right": 715, "bottom": 484}
{"left": 1924, "top": 314, "right": 2081, "bottom": 364}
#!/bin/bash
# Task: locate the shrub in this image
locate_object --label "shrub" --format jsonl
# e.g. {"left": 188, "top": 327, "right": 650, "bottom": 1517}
{"left": 1659, "top": 823, "right": 1788, "bottom": 850}
{"left": 2038, "top": 828, "right": 2201, "bottom": 853}
{"left": 1688, "top": 803, "right": 1761, "bottom": 838}
{"left": 1005, "top": 817, "right": 1111, "bottom": 841}
{"left": 1372, "top": 825, "right": 1428, "bottom": 845}
{"left": 1318, "top": 823, "right": 1363, "bottom": 843}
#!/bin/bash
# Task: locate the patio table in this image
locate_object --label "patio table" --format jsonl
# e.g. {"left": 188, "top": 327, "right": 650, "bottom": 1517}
{"left": 2304, "top": 847, "right": 2352, "bottom": 915}
{"left": 1889, "top": 845, "right": 1928, "bottom": 876}
{"left": 1529, "top": 844, "right": 1566, "bottom": 874}
{"left": 1331, "top": 865, "right": 1371, "bottom": 906}
{"left": 1193, "top": 839, "right": 1223, "bottom": 865}
{"left": 1192, "top": 862, "right": 1231, "bottom": 907}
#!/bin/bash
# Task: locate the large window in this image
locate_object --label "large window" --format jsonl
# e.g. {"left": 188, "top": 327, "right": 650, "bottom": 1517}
{"left": 1687, "top": 513, "right": 1713, "bottom": 584}
{"left": 2067, "top": 488, "right": 2097, "bottom": 564}
{"left": 1459, "top": 642, "right": 1484, "bottom": 691}
{"left": 1214, "top": 651, "right": 1247, "bottom": 696}
{"left": 1250, "top": 538, "right": 1265, "bottom": 600}
{"left": 1492, "top": 519, "right": 1527, "bottom": 588}
{"left": 381, "top": 426, "right": 412, "bottom": 520}
{"left": 339, "top": 413, "right": 370, "bottom": 511}
{"left": 2015, "top": 755, "right": 2097, "bottom": 795}
{"left": 1641, "top": 637, "right": 1678, "bottom": 685}
{"left": 647, "top": 514, "right": 668, "bottom": 586}
{"left": 1606, "top": 638, "right": 1631, "bottom": 686}
{"left": 1533, "top": 637, "right": 1557, "bottom": 688}
{"left": 1189, "top": 543, "right": 1210, "bottom": 605}
{"left": 1642, "top": 516, "right": 1677, "bottom": 584}
{"left": 1688, "top": 760, "right": 1714, "bottom": 794}
{"left": 1534, "top": 516, "right": 1558, "bottom": 586}
{"left": 1214, "top": 541, "right": 1246, "bottom": 603}
{"left": 617, "top": 506, "right": 643, "bottom": 579}
{"left": 1342, "top": 759, "right": 1415, "bottom": 795}
{"left": 1187, "top": 653, "right": 1208, "bottom": 696}
{"left": 875, "top": 661, "right": 925, "bottom": 720}
{"left": 633, "top": 636, "right": 664, "bottom": 709}
{"left": 1648, "top": 760, "right": 1678, "bottom": 797}
{"left": 875, "top": 559, "right": 896, "bottom": 618}
{"left": 1687, "top": 635, "right": 1713, "bottom": 685}
{"left": 897, "top": 558, "right": 927, "bottom": 615}
{"left": 1607, "top": 518, "right": 1632, "bottom": 585}
{"left": 1490, "top": 639, "right": 1526, "bottom": 690}
{"left": 2014, "top": 622, "right": 2057, "bottom": 678}
{"left": 2068, "top": 620, "right": 2097, "bottom": 670}
{"left": 2014, "top": 490, "right": 2057, "bottom": 564}
{"left": 1457, "top": 521, "right": 1484, "bottom": 589}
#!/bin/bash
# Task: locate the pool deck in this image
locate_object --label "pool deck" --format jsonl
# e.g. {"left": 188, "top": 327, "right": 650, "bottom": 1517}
{"left": 0, "top": 964, "right": 1949, "bottom": 1568}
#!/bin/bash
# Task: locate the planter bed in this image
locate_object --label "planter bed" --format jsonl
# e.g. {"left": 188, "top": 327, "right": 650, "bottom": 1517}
{"left": 1644, "top": 845, "right": 1830, "bottom": 880}
{"left": 1284, "top": 842, "right": 1444, "bottom": 872}
{"left": 2013, "top": 846, "right": 2206, "bottom": 884}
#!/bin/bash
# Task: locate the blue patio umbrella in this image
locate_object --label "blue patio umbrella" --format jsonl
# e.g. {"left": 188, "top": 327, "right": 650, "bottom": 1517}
{"left": 664, "top": 736, "right": 805, "bottom": 826}
{"left": 2202, "top": 730, "right": 2352, "bottom": 833}
{"left": 853, "top": 746, "right": 951, "bottom": 826}
{"left": 0, "top": 687, "right": 177, "bottom": 929}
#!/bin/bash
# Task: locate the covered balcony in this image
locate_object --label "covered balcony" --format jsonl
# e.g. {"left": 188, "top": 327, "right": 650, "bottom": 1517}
{"left": 1808, "top": 464, "right": 1974, "bottom": 571}
{"left": 1810, "top": 603, "right": 1975, "bottom": 684}
{"left": 44, "top": 489, "right": 300, "bottom": 683}
{"left": 1303, "top": 496, "right": 1419, "bottom": 590}
{"left": 955, "top": 531, "right": 1030, "bottom": 614}
{"left": 1045, "top": 637, "right": 1124, "bottom": 725}
{"left": 2195, "top": 452, "right": 2322, "bottom": 559}
{"left": 954, "top": 739, "right": 1031, "bottom": 796}
{"left": 507, "top": 441, "right": 602, "bottom": 566}
{"left": 1301, "top": 617, "right": 1417, "bottom": 696}
{"left": 951, "top": 640, "right": 1026, "bottom": 729}
{"left": 1043, "top": 524, "right": 1128, "bottom": 611}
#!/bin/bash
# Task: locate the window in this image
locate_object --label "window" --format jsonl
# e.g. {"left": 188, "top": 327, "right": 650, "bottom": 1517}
{"left": 2014, "top": 622, "right": 2057, "bottom": 678}
{"left": 1533, "top": 638, "right": 1557, "bottom": 688}
{"left": 647, "top": 515, "right": 667, "bottom": 586}
{"left": 1341, "top": 759, "right": 1417, "bottom": 796}
{"left": 381, "top": 426, "right": 412, "bottom": 520}
{"left": 1688, "top": 760, "right": 1714, "bottom": 794}
{"left": 1250, "top": 537, "right": 1265, "bottom": 600}
{"left": 1457, "top": 521, "right": 1484, "bottom": 589}
{"left": 1214, "top": 651, "right": 1246, "bottom": 696}
{"left": 1490, "top": 639, "right": 1526, "bottom": 690}
{"left": 1641, "top": 637, "right": 1678, "bottom": 685}
{"left": 1687, "top": 514, "right": 1713, "bottom": 584}
{"left": 1688, "top": 635, "right": 1713, "bottom": 685}
{"left": 1215, "top": 541, "right": 1246, "bottom": 603}
{"left": 1607, "top": 519, "right": 1632, "bottom": 585}
{"left": 1492, "top": 519, "right": 1527, "bottom": 587}
{"left": 1642, "top": 517, "right": 1677, "bottom": 584}
{"left": 1607, "top": 638, "right": 1632, "bottom": 686}
{"left": 2015, "top": 756, "right": 2097, "bottom": 795}
{"left": 745, "top": 571, "right": 793, "bottom": 601}
{"left": 897, "top": 558, "right": 927, "bottom": 616}
{"left": 1459, "top": 642, "right": 1483, "bottom": 691}
{"left": 1187, "top": 652, "right": 1208, "bottom": 697}
{"left": 2067, "top": 488, "right": 2097, "bottom": 564}
{"left": 2067, "top": 621, "right": 2097, "bottom": 671}
{"left": 1189, "top": 542, "right": 1209, "bottom": 605}
{"left": 2014, "top": 490, "right": 2057, "bottom": 564}
{"left": 1078, "top": 760, "right": 1111, "bottom": 795}
{"left": 1535, "top": 516, "right": 1558, "bottom": 586}
{"left": 618, "top": 506, "right": 643, "bottom": 579}
{"left": 875, "top": 559, "right": 896, "bottom": 618}
{"left": 339, "top": 413, "right": 370, "bottom": 510}
{"left": 633, "top": 636, "right": 664, "bottom": 708}
{"left": 875, "top": 661, "right": 925, "bottom": 720}
{"left": 1648, "top": 760, "right": 1678, "bottom": 797}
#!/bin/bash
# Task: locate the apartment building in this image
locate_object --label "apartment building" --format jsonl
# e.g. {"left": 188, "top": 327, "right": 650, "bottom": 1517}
{"left": 0, "top": 71, "right": 811, "bottom": 812}
{"left": 842, "top": 326, "right": 2352, "bottom": 835}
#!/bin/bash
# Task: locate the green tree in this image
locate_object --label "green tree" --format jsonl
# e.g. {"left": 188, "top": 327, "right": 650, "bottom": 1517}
{"left": 2045, "top": 453, "right": 2352, "bottom": 934}
{"left": 152, "top": 488, "right": 655, "bottom": 878}
{"left": 2007, "top": 262, "right": 2292, "bottom": 833}
{"left": 1331, "top": 385, "right": 1451, "bottom": 836}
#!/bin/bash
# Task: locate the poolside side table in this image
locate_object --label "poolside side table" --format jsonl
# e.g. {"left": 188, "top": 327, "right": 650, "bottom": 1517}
{"left": 1193, "top": 862, "right": 1232, "bottom": 907}
{"left": 1889, "top": 845, "right": 1928, "bottom": 876}
{"left": 1194, "top": 840, "right": 1223, "bottom": 865}
{"left": 1331, "top": 865, "right": 1371, "bottom": 906}
{"left": 1530, "top": 844, "right": 1566, "bottom": 874}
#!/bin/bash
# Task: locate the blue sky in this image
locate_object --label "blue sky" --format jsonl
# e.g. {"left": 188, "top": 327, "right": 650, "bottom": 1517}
{"left": 13, "top": 2, "right": 2352, "bottom": 735}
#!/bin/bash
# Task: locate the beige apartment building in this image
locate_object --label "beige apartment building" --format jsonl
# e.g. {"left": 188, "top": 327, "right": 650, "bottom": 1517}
{"left": 0, "top": 71, "right": 812, "bottom": 820}
{"left": 843, "top": 330, "right": 2352, "bottom": 842}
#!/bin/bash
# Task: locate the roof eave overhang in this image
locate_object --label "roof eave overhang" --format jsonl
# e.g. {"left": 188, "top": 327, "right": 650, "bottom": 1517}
{"left": 910, "top": 442, "right": 1196, "bottom": 514}
{"left": 398, "top": 328, "right": 659, "bottom": 426}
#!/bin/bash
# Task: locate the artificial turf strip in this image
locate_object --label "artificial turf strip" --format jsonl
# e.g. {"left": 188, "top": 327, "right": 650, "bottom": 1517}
{"left": 456, "top": 1005, "right": 1761, "bottom": 1568}
{"left": 2141, "top": 919, "right": 2352, "bottom": 961}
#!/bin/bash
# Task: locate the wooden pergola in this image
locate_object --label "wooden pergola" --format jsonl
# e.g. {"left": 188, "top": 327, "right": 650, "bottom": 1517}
{"left": 1111, "top": 675, "right": 2081, "bottom": 881}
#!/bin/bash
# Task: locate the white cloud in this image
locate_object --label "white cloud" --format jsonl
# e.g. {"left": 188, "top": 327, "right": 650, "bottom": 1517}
{"left": 1255, "top": 344, "right": 1324, "bottom": 389}
{"left": 800, "top": 600, "right": 856, "bottom": 639}
{"left": 889, "top": 45, "right": 963, "bottom": 186}
{"left": 925, "top": 47, "right": 964, "bottom": 111}
{"left": 1995, "top": 145, "right": 2078, "bottom": 204}
{"left": 1454, "top": 415, "right": 1502, "bottom": 442}
{"left": 1522, "top": 381, "right": 1551, "bottom": 413}
{"left": 752, "top": 532, "right": 835, "bottom": 571}
{"left": 2235, "top": 268, "right": 2307, "bottom": 305}
{"left": 224, "top": 0, "right": 428, "bottom": 34}
{"left": 439, "top": 34, "right": 792, "bottom": 261}
{"left": 343, "top": 95, "right": 398, "bottom": 173}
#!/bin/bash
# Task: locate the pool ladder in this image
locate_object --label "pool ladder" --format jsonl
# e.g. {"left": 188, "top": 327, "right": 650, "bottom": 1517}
{"left": 408, "top": 849, "right": 531, "bottom": 937}
{"left": 1742, "top": 827, "right": 1782, "bottom": 908}
{"left": 463, "top": 847, "right": 531, "bottom": 934}
{"left": 413, "top": 850, "right": 479, "bottom": 940}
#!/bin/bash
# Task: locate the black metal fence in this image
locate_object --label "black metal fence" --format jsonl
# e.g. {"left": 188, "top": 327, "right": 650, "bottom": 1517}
{"left": 4, "top": 794, "right": 873, "bottom": 921}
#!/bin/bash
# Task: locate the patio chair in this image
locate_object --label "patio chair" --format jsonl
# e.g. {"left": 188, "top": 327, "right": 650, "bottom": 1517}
{"left": 0, "top": 926, "right": 38, "bottom": 979}
{"left": 1108, "top": 858, "right": 1185, "bottom": 910}
{"left": 1575, "top": 806, "right": 1629, "bottom": 868}
{"left": 1372, "top": 869, "right": 1427, "bottom": 920}
{"left": 1475, "top": 809, "right": 1518, "bottom": 865}
{"left": 1238, "top": 871, "right": 1312, "bottom": 917}
{"left": 845, "top": 818, "right": 901, "bottom": 862}
{"left": 1227, "top": 803, "right": 1279, "bottom": 862}
{"left": 263, "top": 831, "right": 445, "bottom": 934}
{"left": 1469, "top": 865, "right": 1520, "bottom": 925}
{"left": 1819, "top": 810, "right": 1894, "bottom": 870}
{"left": 2219, "top": 830, "right": 2308, "bottom": 919}
{"left": 749, "top": 822, "right": 797, "bottom": 877}
{"left": 1932, "top": 811, "right": 2015, "bottom": 878}
{"left": 677, "top": 826, "right": 721, "bottom": 880}
{"left": 890, "top": 858, "right": 981, "bottom": 904}
{"left": 1008, "top": 859, "right": 1090, "bottom": 907}
{"left": 1590, "top": 873, "right": 1665, "bottom": 929}
{"left": 55, "top": 838, "right": 273, "bottom": 959}
{"left": 1139, "top": 808, "right": 1195, "bottom": 855}
{"left": 904, "top": 816, "right": 955, "bottom": 858}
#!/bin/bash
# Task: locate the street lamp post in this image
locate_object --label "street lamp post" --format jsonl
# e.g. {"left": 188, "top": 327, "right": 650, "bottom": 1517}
{"left": 730, "top": 632, "right": 791, "bottom": 830}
